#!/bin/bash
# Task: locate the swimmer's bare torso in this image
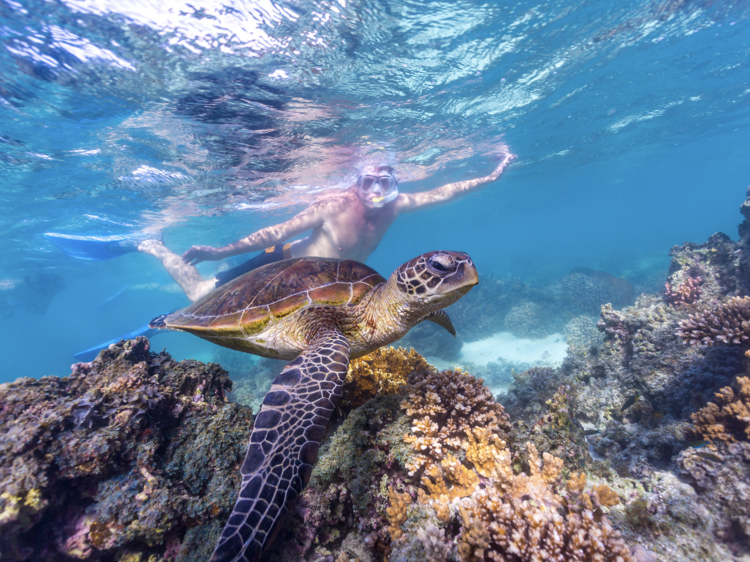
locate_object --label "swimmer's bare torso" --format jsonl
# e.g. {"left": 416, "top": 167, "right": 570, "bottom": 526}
{"left": 183, "top": 152, "right": 514, "bottom": 266}
{"left": 140, "top": 151, "right": 515, "bottom": 302}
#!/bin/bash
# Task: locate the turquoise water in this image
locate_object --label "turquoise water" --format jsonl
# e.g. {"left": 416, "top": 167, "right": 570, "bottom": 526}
{"left": 0, "top": 0, "right": 748, "bottom": 381}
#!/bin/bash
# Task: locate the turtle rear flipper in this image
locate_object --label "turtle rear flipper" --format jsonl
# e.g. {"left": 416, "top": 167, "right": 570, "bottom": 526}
{"left": 211, "top": 328, "right": 350, "bottom": 562}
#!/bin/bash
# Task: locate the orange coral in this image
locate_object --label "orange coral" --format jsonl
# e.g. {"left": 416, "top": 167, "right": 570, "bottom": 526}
{"left": 402, "top": 369, "right": 510, "bottom": 475}
{"left": 567, "top": 472, "right": 587, "bottom": 495}
{"left": 456, "top": 444, "right": 632, "bottom": 562}
{"left": 465, "top": 427, "right": 507, "bottom": 479}
{"left": 418, "top": 455, "right": 480, "bottom": 521}
{"left": 691, "top": 376, "right": 750, "bottom": 443}
{"left": 343, "top": 347, "right": 433, "bottom": 409}
{"left": 593, "top": 484, "right": 621, "bottom": 508}
{"left": 399, "top": 371, "right": 632, "bottom": 561}
{"left": 386, "top": 487, "right": 412, "bottom": 540}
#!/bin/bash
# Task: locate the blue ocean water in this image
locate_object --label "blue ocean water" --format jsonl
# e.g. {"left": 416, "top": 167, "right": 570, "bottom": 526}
{"left": 0, "top": 0, "right": 748, "bottom": 381}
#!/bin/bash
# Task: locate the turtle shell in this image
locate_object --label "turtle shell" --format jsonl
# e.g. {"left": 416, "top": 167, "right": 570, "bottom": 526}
{"left": 163, "top": 257, "right": 385, "bottom": 340}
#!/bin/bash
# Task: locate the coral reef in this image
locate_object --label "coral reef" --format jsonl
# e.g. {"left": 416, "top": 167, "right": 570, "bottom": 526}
{"left": 690, "top": 376, "right": 750, "bottom": 444}
{"left": 503, "top": 301, "right": 548, "bottom": 339}
{"left": 455, "top": 443, "right": 632, "bottom": 562}
{"left": 665, "top": 276, "right": 702, "bottom": 307}
{"left": 400, "top": 368, "right": 511, "bottom": 475}
{"left": 342, "top": 347, "right": 434, "bottom": 410}
{"left": 11, "top": 191, "right": 750, "bottom": 562}
{"left": 0, "top": 337, "right": 253, "bottom": 562}
{"left": 559, "top": 269, "right": 634, "bottom": 315}
{"left": 677, "top": 296, "right": 750, "bottom": 347}
{"left": 564, "top": 315, "right": 604, "bottom": 348}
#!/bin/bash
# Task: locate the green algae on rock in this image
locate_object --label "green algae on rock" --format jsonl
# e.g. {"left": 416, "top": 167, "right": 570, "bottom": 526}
{"left": 0, "top": 337, "right": 253, "bottom": 562}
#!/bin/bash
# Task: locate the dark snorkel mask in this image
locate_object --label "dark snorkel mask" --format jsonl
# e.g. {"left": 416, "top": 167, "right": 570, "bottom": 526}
{"left": 356, "top": 170, "right": 399, "bottom": 208}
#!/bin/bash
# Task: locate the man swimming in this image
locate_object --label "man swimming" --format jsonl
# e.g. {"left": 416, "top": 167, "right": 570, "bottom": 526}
{"left": 135, "top": 149, "right": 516, "bottom": 302}
{"left": 47, "top": 149, "right": 514, "bottom": 359}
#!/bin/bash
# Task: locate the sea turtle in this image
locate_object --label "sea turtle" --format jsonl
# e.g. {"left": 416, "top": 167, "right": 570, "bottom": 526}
{"left": 149, "top": 250, "right": 478, "bottom": 562}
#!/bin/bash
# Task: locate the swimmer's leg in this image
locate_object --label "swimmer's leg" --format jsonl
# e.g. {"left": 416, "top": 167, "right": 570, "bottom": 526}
{"left": 45, "top": 232, "right": 161, "bottom": 261}
{"left": 138, "top": 240, "right": 216, "bottom": 302}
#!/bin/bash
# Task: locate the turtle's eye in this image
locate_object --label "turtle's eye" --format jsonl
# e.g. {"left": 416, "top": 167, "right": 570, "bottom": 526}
{"left": 428, "top": 254, "right": 456, "bottom": 275}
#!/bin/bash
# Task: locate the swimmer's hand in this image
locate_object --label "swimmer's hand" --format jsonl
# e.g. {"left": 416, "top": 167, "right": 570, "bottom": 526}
{"left": 489, "top": 145, "right": 517, "bottom": 180}
{"left": 182, "top": 245, "right": 222, "bottom": 265}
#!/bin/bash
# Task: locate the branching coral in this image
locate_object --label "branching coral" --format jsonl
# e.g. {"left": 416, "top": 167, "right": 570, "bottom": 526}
{"left": 465, "top": 427, "right": 508, "bottom": 479}
{"left": 398, "top": 372, "right": 630, "bottom": 562}
{"left": 401, "top": 368, "right": 511, "bottom": 475}
{"left": 417, "top": 524, "right": 452, "bottom": 562}
{"left": 456, "top": 443, "right": 631, "bottom": 562}
{"left": 665, "top": 276, "right": 702, "bottom": 306}
{"left": 677, "top": 296, "right": 750, "bottom": 346}
{"left": 343, "top": 346, "right": 434, "bottom": 409}
{"left": 691, "top": 376, "right": 750, "bottom": 443}
{"left": 419, "top": 456, "right": 480, "bottom": 521}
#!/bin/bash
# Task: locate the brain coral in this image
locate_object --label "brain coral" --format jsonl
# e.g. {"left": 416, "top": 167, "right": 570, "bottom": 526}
{"left": 564, "top": 315, "right": 604, "bottom": 348}
{"left": 677, "top": 296, "right": 750, "bottom": 346}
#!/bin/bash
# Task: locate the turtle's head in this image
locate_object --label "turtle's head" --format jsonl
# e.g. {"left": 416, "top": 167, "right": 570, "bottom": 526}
{"left": 393, "top": 251, "right": 478, "bottom": 311}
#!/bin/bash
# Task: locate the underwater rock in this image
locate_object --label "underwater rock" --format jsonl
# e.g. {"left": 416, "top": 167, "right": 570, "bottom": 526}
{"left": 500, "top": 366, "right": 572, "bottom": 422}
{"left": 0, "top": 337, "right": 253, "bottom": 562}
{"left": 667, "top": 232, "right": 746, "bottom": 303}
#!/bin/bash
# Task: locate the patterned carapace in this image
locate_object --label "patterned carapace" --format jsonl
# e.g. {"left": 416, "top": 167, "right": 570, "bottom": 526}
{"left": 151, "top": 251, "right": 478, "bottom": 562}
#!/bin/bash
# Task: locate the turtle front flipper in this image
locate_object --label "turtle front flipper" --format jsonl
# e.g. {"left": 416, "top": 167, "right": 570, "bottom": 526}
{"left": 210, "top": 328, "right": 350, "bottom": 562}
{"left": 423, "top": 309, "right": 456, "bottom": 336}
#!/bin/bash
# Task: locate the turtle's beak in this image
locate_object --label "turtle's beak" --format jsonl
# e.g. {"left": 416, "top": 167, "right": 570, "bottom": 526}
{"left": 458, "top": 261, "right": 479, "bottom": 288}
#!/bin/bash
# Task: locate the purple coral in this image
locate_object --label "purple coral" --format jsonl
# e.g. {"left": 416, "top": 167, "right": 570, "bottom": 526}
{"left": 665, "top": 276, "right": 702, "bottom": 307}
{"left": 677, "top": 296, "right": 750, "bottom": 346}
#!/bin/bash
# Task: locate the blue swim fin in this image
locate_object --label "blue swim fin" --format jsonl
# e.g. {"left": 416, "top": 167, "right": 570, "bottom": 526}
{"left": 74, "top": 323, "right": 163, "bottom": 362}
{"left": 45, "top": 232, "right": 160, "bottom": 261}
{"left": 96, "top": 284, "right": 130, "bottom": 310}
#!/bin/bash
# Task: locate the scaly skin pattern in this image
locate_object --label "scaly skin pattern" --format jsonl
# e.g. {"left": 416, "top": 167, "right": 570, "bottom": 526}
{"left": 209, "top": 327, "right": 350, "bottom": 562}
{"left": 156, "top": 251, "right": 477, "bottom": 562}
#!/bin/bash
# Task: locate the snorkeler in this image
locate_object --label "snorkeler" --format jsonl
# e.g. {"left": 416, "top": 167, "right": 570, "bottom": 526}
{"left": 47, "top": 148, "right": 515, "bottom": 358}
{"left": 139, "top": 149, "right": 516, "bottom": 302}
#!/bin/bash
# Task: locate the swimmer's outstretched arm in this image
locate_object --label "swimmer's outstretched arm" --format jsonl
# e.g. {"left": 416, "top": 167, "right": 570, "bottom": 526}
{"left": 182, "top": 200, "right": 330, "bottom": 265}
{"left": 396, "top": 148, "right": 516, "bottom": 214}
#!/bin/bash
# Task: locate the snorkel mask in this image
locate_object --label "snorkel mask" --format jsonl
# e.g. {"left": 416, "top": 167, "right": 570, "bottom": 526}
{"left": 356, "top": 169, "right": 399, "bottom": 208}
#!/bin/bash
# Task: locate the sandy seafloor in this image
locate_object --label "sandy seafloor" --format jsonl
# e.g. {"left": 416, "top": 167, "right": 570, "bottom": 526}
{"left": 427, "top": 332, "right": 568, "bottom": 394}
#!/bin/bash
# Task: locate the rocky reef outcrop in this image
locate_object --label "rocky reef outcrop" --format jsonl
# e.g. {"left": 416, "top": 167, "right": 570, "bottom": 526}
{"left": 0, "top": 337, "right": 253, "bottom": 562}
